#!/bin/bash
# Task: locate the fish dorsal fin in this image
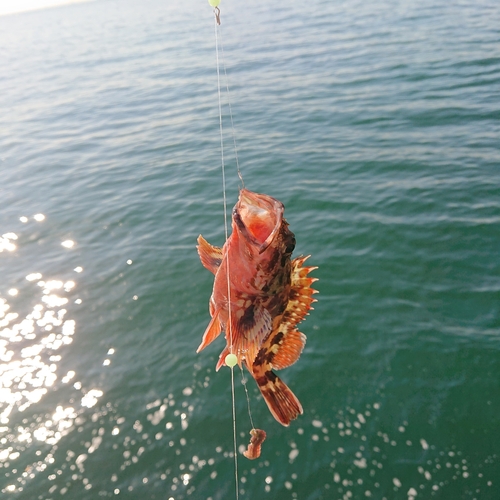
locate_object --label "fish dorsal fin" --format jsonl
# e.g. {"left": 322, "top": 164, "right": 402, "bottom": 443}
{"left": 270, "top": 328, "right": 306, "bottom": 370}
{"left": 197, "top": 235, "right": 223, "bottom": 275}
{"left": 283, "top": 255, "right": 318, "bottom": 327}
{"left": 196, "top": 309, "right": 222, "bottom": 353}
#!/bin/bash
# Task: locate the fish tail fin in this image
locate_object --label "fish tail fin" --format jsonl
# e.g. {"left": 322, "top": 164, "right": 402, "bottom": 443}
{"left": 255, "top": 370, "right": 303, "bottom": 426}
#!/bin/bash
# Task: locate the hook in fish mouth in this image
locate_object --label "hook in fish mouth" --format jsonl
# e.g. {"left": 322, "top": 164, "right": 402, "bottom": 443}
{"left": 234, "top": 189, "right": 284, "bottom": 253}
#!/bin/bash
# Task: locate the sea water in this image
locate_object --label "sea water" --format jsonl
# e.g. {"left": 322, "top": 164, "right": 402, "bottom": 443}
{"left": 1, "top": 0, "right": 499, "bottom": 498}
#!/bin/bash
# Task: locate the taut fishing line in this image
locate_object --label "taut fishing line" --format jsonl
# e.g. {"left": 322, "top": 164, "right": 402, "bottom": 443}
{"left": 210, "top": 2, "right": 257, "bottom": 498}
{"left": 212, "top": 8, "right": 239, "bottom": 500}
{"left": 211, "top": 2, "right": 255, "bottom": 419}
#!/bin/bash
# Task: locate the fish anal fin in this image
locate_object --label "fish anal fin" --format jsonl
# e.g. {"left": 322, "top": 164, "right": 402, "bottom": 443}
{"left": 271, "top": 328, "right": 306, "bottom": 370}
{"left": 197, "top": 235, "right": 223, "bottom": 275}
{"left": 196, "top": 310, "right": 222, "bottom": 353}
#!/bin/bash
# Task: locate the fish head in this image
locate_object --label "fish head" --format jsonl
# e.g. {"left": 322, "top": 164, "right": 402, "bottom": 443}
{"left": 232, "top": 189, "right": 284, "bottom": 254}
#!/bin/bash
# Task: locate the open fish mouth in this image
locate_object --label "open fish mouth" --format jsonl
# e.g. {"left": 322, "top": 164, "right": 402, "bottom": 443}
{"left": 234, "top": 189, "right": 284, "bottom": 252}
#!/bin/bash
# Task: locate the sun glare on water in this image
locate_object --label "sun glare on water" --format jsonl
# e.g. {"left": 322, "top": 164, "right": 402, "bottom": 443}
{"left": 0, "top": 0, "right": 92, "bottom": 17}
{"left": 0, "top": 214, "right": 110, "bottom": 495}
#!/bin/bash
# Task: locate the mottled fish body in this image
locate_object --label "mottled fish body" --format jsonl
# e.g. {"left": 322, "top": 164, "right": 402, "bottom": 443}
{"left": 197, "top": 188, "right": 317, "bottom": 426}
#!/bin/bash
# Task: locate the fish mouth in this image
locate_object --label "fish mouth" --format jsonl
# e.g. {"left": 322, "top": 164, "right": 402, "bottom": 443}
{"left": 233, "top": 189, "right": 284, "bottom": 253}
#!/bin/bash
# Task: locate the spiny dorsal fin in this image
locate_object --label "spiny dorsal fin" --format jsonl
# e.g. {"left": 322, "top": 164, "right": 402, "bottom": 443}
{"left": 283, "top": 255, "right": 318, "bottom": 327}
{"left": 197, "top": 235, "right": 223, "bottom": 275}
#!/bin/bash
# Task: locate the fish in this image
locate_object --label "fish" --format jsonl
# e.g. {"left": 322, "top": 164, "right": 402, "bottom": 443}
{"left": 197, "top": 188, "right": 317, "bottom": 426}
{"left": 243, "top": 428, "right": 267, "bottom": 460}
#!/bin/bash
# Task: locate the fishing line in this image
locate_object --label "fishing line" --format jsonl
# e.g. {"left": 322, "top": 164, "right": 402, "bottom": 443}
{"left": 218, "top": 34, "right": 244, "bottom": 187}
{"left": 212, "top": 4, "right": 262, "bottom": 495}
{"left": 214, "top": 9, "right": 257, "bottom": 436}
{"left": 213, "top": 7, "right": 239, "bottom": 500}
{"left": 239, "top": 364, "right": 256, "bottom": 430}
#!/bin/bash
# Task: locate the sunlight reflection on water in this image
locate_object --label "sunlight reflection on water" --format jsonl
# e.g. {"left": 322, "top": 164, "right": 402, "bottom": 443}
{"left": 0, "top": 278, "right": 75, "bottom": 421}
{"left": 0, "top": 216, "right": 106, "bottom": 495}
{"left": 0, "top": 233, "right": 17, "bottom": 253}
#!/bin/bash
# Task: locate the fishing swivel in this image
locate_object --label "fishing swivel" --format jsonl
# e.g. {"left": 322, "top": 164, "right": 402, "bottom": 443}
{"left": 208, "top": 0, "right": 221, "bottom": 25}
{"left": 214, "top": 7, "right": 221, "bottom": 25}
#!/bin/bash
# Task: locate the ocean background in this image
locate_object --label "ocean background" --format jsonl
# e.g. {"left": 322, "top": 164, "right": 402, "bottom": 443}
{"left": 1, "top": 0, "right": 499, "bottom": 498}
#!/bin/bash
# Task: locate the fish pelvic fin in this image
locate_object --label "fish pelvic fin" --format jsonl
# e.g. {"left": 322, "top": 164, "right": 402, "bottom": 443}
{"left": 215, "top": 346, "right": 230, "bottom": 371}
{"left": 197, "top": 309, "right": 222, "bottom": 353}
{"left": 254, "top": 369, "right": 303, "bottom": 426}
{"left": 215, "top": 345, "right": 243, "bottom": 371}
{"left": 197, "top": 235, "right": 223, "bottom": 275}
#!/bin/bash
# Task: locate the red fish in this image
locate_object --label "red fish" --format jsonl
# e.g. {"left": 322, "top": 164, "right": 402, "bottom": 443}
{"left": 197, "top": 188, "right": 317, "bottom": 426}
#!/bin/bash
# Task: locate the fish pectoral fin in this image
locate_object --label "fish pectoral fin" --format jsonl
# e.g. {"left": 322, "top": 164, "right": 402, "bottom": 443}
{"left": 197, "top": 235, "right": 223, "bottom": 275}
{"left": 234, "top": 303, "right": 272, "bottom": 346}
{"left": 196, "top": 310, "right": 222, "bottom": 353}
{"left": 227, "top": 304, "right": 271, "bottom": 365}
